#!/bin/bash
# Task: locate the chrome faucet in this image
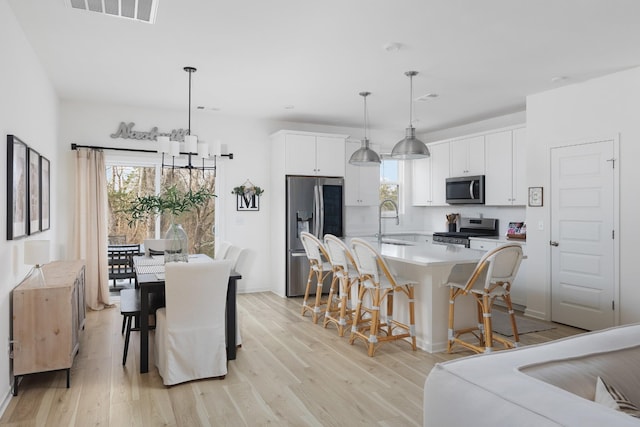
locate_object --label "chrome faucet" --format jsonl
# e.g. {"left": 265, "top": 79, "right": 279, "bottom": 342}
{"left": 378, "top": 199, "right": 400, "bottom": 244}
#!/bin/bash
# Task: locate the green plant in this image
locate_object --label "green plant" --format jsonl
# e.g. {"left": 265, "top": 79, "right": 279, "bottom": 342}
{"left": 124, "top": 185, "right": 215, "bottom": 227}
{"left": 231, "top": 185, "right": 264, "bottom": 196}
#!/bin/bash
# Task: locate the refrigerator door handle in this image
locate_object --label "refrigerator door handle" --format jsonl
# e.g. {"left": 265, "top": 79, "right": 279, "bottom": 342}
{"left": 313, "top": 184, "right": 320, "bottom": 237}
{"left": 318, "top": 184, "right": 325, "bottom": 239}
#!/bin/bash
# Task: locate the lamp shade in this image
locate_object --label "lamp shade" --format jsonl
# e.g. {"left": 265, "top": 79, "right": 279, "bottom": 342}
{"left": 24, "top": 240, "right": 50, "bottom": 266}
{"left": 349, "top": 138, "right": 381, "bottom": 166}
{"left": 391, "top": 126, "right": 430, "bottom": 159}
{"left": 157, "top": 136, "right": 171, "bottom": 153}
{"left": 185, "top": 134, "right": 198, "bottom": 153}
{"left": 169, "top": 140, "right": 180, "bottom": 157}
{"left": 197, "top": 141, "right": 210, "bottom": 158}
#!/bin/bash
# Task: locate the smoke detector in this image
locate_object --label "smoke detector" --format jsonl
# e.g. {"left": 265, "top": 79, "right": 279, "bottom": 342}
{"left": 65, "top": 0, "right": 159, "bottom": 24}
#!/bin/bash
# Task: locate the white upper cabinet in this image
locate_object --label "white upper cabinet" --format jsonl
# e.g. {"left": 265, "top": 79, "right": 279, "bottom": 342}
{"left": 485, "top": 128, "right": 526, "bottom": 206}
{"left": 345, "top": 141, "right": 380, "bottom": 206}
{"left": 412, "top": 142, "right": 449, "bottom": 206}
{"left": 450, "top": 135, "right": 485, "bottom": 176}
{"left": 512, "top": 127, "right": 527, "bottom": 205}
{"left": 430, "top": 142, "right": 450, "bottom": 205}
{"left": 283, "top": 133, "right": 346, "bottom": 176}
{"left": 411, "top": 156, "right": 431, "bottom": 206}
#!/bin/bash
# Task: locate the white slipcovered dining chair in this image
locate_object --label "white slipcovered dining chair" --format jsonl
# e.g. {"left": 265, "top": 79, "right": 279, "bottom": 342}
{"left": 143, "top": 239, "right": 167, "bottom": 256}
{"left": 215, "top": 241, "right": 232, "bottom": 260}
{"left": 446, "top": 243, "right": 524, "bottom": 354}
{"left": 154, "top": 259, "right": 232, "bottom": 385}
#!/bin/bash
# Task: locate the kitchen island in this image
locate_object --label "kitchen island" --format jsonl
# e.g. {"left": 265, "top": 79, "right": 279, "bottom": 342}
{"left": 347, "top": 237, "right": 486, "bottom": 353}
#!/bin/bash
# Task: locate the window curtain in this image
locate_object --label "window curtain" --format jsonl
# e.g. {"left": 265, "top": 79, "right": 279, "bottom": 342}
{"left": 73, "top": 148, "right": 111, "bottom": 310}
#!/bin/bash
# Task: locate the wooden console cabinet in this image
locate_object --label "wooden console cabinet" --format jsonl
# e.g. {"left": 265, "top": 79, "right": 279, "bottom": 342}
{"left": 11, "top": 260, "right": 86, "bottom": 395}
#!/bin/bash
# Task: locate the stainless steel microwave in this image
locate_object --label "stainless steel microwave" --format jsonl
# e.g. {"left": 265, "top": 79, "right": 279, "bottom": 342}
{"left": 446, "top": 175, "right": 485, "bottom": 204}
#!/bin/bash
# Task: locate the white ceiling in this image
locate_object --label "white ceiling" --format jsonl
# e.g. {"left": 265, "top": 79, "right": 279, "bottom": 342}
{"left": 8, "top": 0, "right": 640, "bottom": 134}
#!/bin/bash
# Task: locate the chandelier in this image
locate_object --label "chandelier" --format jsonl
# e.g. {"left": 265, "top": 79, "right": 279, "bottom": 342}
{"left": 157, "top": 66, "right": 233, "bottom": 176}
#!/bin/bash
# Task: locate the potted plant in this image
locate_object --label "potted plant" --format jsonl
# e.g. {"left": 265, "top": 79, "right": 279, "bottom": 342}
{"left": 124, "top": 185, "right": 215, "bottom": 262}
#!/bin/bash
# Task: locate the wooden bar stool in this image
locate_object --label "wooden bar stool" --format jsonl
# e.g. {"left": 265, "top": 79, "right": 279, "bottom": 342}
{"left": 446, "top": 243, "right": 524, "bottom": 354}
{"left": 323, "top": 234, "right": 360, "bottom": 336}
{"left": 349, "top": 238, "right": 417, "bottom": 356}
{"left": 300, "top": 232, "right": 333, "bottom": 324}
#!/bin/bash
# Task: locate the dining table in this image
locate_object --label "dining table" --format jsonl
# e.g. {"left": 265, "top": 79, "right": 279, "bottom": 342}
{"left": 133, "top": 254, "right": 242, "bottom": 374}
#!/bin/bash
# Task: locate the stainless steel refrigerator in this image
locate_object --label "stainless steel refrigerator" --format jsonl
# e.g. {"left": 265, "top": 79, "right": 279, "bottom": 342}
{"left": 286, "top": 176, "right": 344, "bottom": 297}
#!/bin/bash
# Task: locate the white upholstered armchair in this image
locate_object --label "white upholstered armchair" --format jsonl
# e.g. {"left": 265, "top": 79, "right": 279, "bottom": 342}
{"left": 154, "top": 259, "right": 232, "bottom": 385}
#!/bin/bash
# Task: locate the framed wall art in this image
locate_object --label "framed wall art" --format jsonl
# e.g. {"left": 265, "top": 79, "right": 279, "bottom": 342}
{"left": 28, "top": 147, "right": 41, "bottom": 234}
{"left": 7, "top": 135, "right": 28, "bottom": 240}
{"left": 528, "top": 186, "right": 543, "bottom": 207}
{"left": 40, "top": 156, "right": 50, "bottom": 231}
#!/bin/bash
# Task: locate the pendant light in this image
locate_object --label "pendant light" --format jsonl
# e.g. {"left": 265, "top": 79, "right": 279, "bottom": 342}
{"left": 158, "top": 66, "right": 233, "bottom": 177}
{"left": 349, "top": 91, "right": 381, "bottom": 166}
{"left": 391, "top": 71, "right": 430, "bottom": 159}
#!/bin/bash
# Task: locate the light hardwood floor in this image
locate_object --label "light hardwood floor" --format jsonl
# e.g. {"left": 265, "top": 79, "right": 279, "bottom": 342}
{"left": 1, "top": 292, "right": 584, "bottom": 426}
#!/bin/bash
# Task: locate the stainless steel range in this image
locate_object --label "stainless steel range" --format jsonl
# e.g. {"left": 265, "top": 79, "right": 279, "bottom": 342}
{"left": 432, "top": 217, "right": 498, "bottom": 247}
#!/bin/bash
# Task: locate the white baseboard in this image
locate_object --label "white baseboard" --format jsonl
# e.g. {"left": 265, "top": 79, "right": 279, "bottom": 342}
{"left": 524, "top": 307, "right": 548, "bottom": 320}
{"left": 0, "top": 385, "right": 12, "bottom": 419}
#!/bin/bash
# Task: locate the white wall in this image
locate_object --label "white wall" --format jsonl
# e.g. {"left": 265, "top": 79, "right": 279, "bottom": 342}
{"left": 526, "top": 66, "right": 640, "bottom": 324}
{"left": 0, "top": 0, "right": 60, "bottom": 405}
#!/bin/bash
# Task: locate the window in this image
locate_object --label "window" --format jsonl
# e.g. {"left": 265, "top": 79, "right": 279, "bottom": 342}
{"left": 106, "top": 160, "right": 216, "bottom": 258}
{"left": 380, "top": 158, "right": 400, "bottom": 215}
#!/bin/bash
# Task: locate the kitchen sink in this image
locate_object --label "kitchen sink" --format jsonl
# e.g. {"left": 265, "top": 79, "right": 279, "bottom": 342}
{"left": 380, "top": 237, "right": 416, "bottom": 246}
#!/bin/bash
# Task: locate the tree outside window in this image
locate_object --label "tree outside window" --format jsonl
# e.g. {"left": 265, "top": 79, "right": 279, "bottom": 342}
{"left": 380, "top": 158, "right": 400, "bottom": 214}
{"left": 107, "top": 165, "right": 216, "bottom": 258}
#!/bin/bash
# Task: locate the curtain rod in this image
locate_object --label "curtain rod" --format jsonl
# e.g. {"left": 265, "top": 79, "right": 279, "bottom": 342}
{"left": 70, "top": 143, "right": 234, "bottom": 159}
{"left": 70, "top": 143, "right": 158, "bottom": 154}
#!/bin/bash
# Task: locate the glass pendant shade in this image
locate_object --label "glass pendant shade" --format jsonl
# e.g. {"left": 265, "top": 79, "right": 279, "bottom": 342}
{"left": 391, "top": 71, "right": 430, "bottom": 159}
{"left": 349, "top": 91, "right": 381, "bottom": 166}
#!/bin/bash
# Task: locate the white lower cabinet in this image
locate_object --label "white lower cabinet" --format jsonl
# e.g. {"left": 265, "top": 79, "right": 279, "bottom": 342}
{"left": 469, "top": 239, "right": 527, "bottom": 307}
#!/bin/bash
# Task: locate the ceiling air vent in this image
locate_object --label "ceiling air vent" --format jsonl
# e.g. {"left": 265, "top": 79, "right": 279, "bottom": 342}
{"left": 65, "top": 0, "right": 159, "bottom": 24}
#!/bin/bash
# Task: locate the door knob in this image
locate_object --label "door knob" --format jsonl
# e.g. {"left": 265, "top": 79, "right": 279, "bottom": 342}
{"left": 549, "top": 241, "right": 559, "bottom": 247}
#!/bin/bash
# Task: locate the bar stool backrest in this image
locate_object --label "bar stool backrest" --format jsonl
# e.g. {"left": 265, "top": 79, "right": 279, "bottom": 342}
{"left": 324, "top": 234, "right": 357, "bottom": 274}
{"left": 300, "top": 232, "right": 329, "bottom": 272}
{"left": 350, "top": 238, "right": 389, "bottom": 286}
{"left": 466, "top": 243, "right": 524, "bottom": 292}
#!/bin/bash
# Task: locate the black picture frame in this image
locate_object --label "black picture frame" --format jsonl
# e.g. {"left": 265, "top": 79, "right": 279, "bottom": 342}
{"left": 40, "top": 156, "right": 50, "bottom": 231}
{"left": 236, "top": 193, "right": 260, "bottom": 211}
{"left": 7, "top": 135, "right": 28, "bottom": 240}
{"left": 28, "top": 147, "right": 41, "bottom": 235}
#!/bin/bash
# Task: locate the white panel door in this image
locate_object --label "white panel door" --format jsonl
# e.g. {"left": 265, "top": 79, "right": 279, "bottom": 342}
{"left": 550, "top": 140, "right": 615, "bottom": 330}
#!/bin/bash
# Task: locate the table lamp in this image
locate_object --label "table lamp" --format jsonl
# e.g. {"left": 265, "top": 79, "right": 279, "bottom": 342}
{"left": 24, "top": 240, "right": 50, "bottom": 286}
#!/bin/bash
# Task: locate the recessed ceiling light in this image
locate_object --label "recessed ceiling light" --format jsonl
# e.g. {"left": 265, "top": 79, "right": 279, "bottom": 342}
{"left": 416, "top": 93, "right": 439, "bottom": 102}
{"left": 284, "top": 105, "right": 295, "bottom": 110}
{"left": 382, "top": 42, "right": 401, "bottom": 52}
{"left": 551, "top": 76, "right": 568, "bottom": 83}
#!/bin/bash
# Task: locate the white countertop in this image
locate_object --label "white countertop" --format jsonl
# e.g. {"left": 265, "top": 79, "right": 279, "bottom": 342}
{"left": 345, "top": 236, "right": 486, "bottom": 267}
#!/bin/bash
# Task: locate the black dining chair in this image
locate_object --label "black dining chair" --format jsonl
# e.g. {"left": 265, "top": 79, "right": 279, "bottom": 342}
{"left": 108, "top": 244, "right": 141, "bottom": 290}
